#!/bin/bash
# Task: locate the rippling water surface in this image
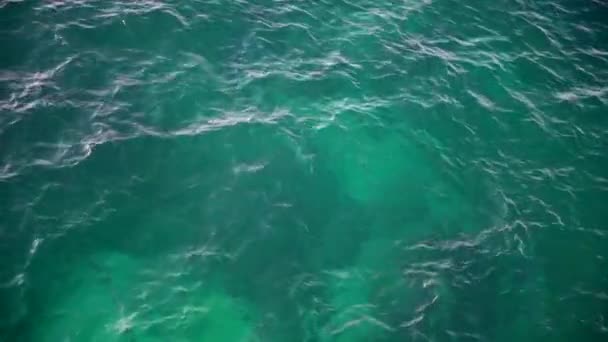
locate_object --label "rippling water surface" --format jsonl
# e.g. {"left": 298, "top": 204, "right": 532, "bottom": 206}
{"left": 2, "top": 0, "right": 608, "bottom": 340}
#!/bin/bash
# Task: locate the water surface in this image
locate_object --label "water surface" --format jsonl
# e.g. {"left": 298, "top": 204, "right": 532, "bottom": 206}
{"left": 1, "top": 0, "right": 608, "bottom": 341}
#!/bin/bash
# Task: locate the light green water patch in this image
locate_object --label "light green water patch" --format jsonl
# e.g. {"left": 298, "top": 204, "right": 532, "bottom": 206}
{"left": 30, "top": 251, "right": 142, "bottom": 342}
{"left": 196, "top": 290, "right": 256, "bottom": 342}
{"left": 320, "top": 272, "right": 380, "bottom": 342}
{"left": 312, "top": 116, "right": 480, "bottom": 240}
{"left": 146, "top": 284, "right": 256, "bottom": 342}
{"left": 319, "top": 236, "right": 418, "bottom": 341}
{"left": 28, "top": 249, "right": 258, "bottom": 342}
{"left": 312, "top": 123, "right": 427, "bottom": 205}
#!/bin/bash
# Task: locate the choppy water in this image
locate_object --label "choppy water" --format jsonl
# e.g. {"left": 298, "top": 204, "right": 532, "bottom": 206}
{"left": 1, "top": 0, "right": 608, "bottom": 340}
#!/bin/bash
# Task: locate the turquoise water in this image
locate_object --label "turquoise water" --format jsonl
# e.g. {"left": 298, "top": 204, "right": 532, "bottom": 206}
{"left": 1, "top": 0, "right": 608, "bottom": 340}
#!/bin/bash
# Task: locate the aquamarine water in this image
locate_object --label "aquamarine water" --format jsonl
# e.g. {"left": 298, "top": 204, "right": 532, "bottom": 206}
{"left": 1, "top": 0, "right": 608, "bottom": 341}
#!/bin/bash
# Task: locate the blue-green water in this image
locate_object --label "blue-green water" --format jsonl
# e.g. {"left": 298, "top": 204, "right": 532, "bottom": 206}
{"left": 1, "top": 0, "right": 608, "bottom": 340}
